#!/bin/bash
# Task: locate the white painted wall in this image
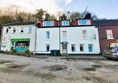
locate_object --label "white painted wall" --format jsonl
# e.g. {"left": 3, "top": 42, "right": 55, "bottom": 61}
{"left": 60, "top": 26, "right": 100, "bottom": 54}
{"left": 36, "top": 28, "right": 60, "bottom": 53}
{"left": 1, "top": 25, "right": 36, "bottom": 53}
{"left": 36, "top": 26, "right": 100, "bottom": 54}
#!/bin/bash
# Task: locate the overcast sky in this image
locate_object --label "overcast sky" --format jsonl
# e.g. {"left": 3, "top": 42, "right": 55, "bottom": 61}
{"left": 0, "top": 0, "right": 118, "bottom": 19}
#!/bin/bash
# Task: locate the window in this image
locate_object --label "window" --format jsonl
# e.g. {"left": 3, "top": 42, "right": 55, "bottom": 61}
{"left": 62, "top": 21, "right": 69, "bottom": 26}
{"left": 46, "top": 31, "right": 50, "bottom": 39}
{"left": 28, "top": 27, "right": 32, "bottom": 33}
{"left": 80, "top": 44, "right": 84, "bottom": 52}
{"left": 106, "top": 30, "right": 113, "bottom": 39}
{"left": 13, "top": 28, "right": 16, "bottom": 33}
{"left": 21, "top": 28, "right": 24, "bottom": 33}
{"left": 82, "top": 30, "right": 87, "bottom": 38}
{"left": 6, "top": 28, "right": 9, "bottom": 33}
{"left": 88, "top": 44, "right": 93, "bottom": 52}
{"left": 46, "top": 44, "right": 50, "bottom": 52}
{"left": 71, "top": 44, "right": 76, "bottom": 52}
{"left": 62, "top": 31, "right": 67, "bottom": 38}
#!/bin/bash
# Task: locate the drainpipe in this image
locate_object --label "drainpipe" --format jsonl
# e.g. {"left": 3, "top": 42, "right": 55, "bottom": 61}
{"left": 34, "top": 24, "right": 37, "bottom": 55}
{"left": 59, "top": 25, "right": 61, "bottom": 55}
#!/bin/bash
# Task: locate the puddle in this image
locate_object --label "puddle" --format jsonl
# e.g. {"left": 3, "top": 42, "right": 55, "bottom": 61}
{"left": 7, "top": 64, "right": 27, "bottom": 69}
{"left": 83, "top": 67, "right": 96, "bottom": 71}
{"left": 44, "top": 65, "right": 67, "bottom": 71}
{"left": 34, "top": 72, "right": 56, "bottom": 80}
{"left": 92, "top": 65, "right": 102, "bottom": 68}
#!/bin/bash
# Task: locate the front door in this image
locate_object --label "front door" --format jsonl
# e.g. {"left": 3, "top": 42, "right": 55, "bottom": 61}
{"left": 62, "top": 44, "right": 67, "bottom": 56}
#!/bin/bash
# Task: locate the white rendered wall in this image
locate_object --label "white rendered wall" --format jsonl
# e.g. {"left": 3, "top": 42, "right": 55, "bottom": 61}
{"left": 36, "top": 28, "right": 60, "bottom": 53}
{"left": 60, "top": 26, "right": 100, "bottom": 54}
{"left": 1, "top": 25, "right": 36, "bottom": 53}
{"left": 36, "top": 26, "right": 100, "bottom": 54}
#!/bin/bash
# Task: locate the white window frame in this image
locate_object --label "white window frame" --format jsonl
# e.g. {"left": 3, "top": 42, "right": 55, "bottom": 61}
{"left": 12, "top": 28, "right": 16, "bottom": 34}
{"left": 82, "top": 30, "right": 87, "bottom": 39}
{"left": 28, "top": 27, "right": 32, "bottom": 33}
{"left": 46, "top": 31, "right": 50, "bottom": 39}
{"left": 80, "top": 44, "right": 84, "bottom": 52}
{"left": 20, "top": 27, "right": 24, "bottom": 33}
{"left": 106, "top": 30, "right": 114, "bottom": 39}
{"left": 62, "top": 31, "right": 67, "bottom": 39}
{"left": 46, "top": 44, "right": 50, "bottom": 52}
{"left": 6, "top": 28, "right": 9, "bottom": 33}
{"left": 88, "top": 44, "right": 93, "bottom": 52}
{"left": 71, "top": 44, "right": 76, "bottom": 52}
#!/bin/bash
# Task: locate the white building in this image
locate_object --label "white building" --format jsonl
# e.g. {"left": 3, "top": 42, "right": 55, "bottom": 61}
{"left": 36, "top": 26, "right": 100, "bottom": 55}
{"left": 1, "top": 22, "right": 36, "bottom": 53}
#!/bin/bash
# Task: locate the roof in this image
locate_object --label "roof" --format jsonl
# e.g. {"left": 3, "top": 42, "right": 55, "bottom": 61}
{"left": 4, "top": 22, "right": 35, "bottom": 26}
{"left": 93, "top": 20, "right": 118, "bottom": 26}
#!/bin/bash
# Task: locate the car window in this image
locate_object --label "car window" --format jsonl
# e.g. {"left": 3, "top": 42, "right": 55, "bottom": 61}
{"left": 113, "top": 46, "right": 118, "bottom": 52}
{"left": 106, "top": 47, "right": 113, "bottom": 50}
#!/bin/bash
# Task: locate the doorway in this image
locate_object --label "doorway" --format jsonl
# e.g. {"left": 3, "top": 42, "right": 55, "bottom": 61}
{"left": 61, "top": 41, "right": 68, "bottom": 56}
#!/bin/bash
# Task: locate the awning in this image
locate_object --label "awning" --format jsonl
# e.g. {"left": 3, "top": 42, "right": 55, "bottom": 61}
{"left": 11, "top": 38, "right": 30, "bottom": 42}
{"left": 60, "top": 41, "right": 69, "bottom": 45}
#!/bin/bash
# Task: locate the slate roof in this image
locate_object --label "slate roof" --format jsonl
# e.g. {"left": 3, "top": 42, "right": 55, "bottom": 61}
{"left": 4, "top": 22, "right": 35, "bottom": 26}
{"left": 93, "top": 20, "right": 118, "bottom": 26}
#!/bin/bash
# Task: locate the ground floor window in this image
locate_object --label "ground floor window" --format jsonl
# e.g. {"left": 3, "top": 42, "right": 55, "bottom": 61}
{"left": 11, "top": 38, "right": 30, "bottom": 52}
{"left": 109, "top": 43, "right": 118, "bottom": 47}
{"left": 71, "top": 44, "right": 76, "bottom": 52}
{"left": 88, "top": 44, "right": 93, "bottom": 52}
{"left": 80, "top": 44, "right": 84, "bottom": 52}
{"left": 46, "top": 44, "right": 50, "bottom": 52}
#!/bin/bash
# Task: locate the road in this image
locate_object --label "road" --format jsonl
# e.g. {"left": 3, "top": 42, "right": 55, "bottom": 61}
{"left": 0, "top": 53, "right": 118, "bottom": 83}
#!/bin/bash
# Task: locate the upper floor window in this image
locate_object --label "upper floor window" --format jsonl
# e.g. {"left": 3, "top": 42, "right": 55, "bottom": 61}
{"left": 6, "top": 28, "right": 9, "bottom": 33}
{"left": 21, "top": 28, "right": 24, "bottom": 33}
{"left": 82, "top": 30, "right": 87, "bottom": 38}
{"left": 46, "top": 31, "right": 50, "bottom": 39}
{"left": 106, "top": 30, "right": 113, "bottom": 39}
{"left": 62, "top": 31, "right": 67, "bottom": 38}
{"left": 13, "top": 28, "right": 16, "bottom": 33}
{"left": 28, "top": 27, "right": 32, "bottom": 33}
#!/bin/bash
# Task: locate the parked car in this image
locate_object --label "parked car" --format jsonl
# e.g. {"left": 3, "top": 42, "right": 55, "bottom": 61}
{"left": 103, "top": 46, "right": 118, "bottom": 60}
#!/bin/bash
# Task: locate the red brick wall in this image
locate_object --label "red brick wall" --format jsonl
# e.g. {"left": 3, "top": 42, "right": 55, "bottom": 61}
{"left": 98, "top": 26, "right": 118, "bottom": 52}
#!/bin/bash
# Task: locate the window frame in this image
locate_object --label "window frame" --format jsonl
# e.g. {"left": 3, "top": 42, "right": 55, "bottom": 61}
{"left": 71, "top": 44, "right": 76, "bottom": 52}
{"left": 62, "top": 31, "right": 67, "bottom": 39}
{"left": 28, "top": 27, "right": 32, "bottom": 33}
{"left": 46, "top": 31, "right": 50, "bottom": 39}
{"left": 88, "top": 44, "right": 93, "bottom": 52}
{"left": 106, "top": 30, "right": 114, "bottom": 39}
{"left": 80, "top": 44, "right": 84, "bottom": 52}
{"left": 20, "top": 27, "right": 24, "bottom": 33}
{"left": 82, "top": 30, "right": 87, "bottom": 39}
{"left": 46, "top": 44, "right": 50, "bottom": 52}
